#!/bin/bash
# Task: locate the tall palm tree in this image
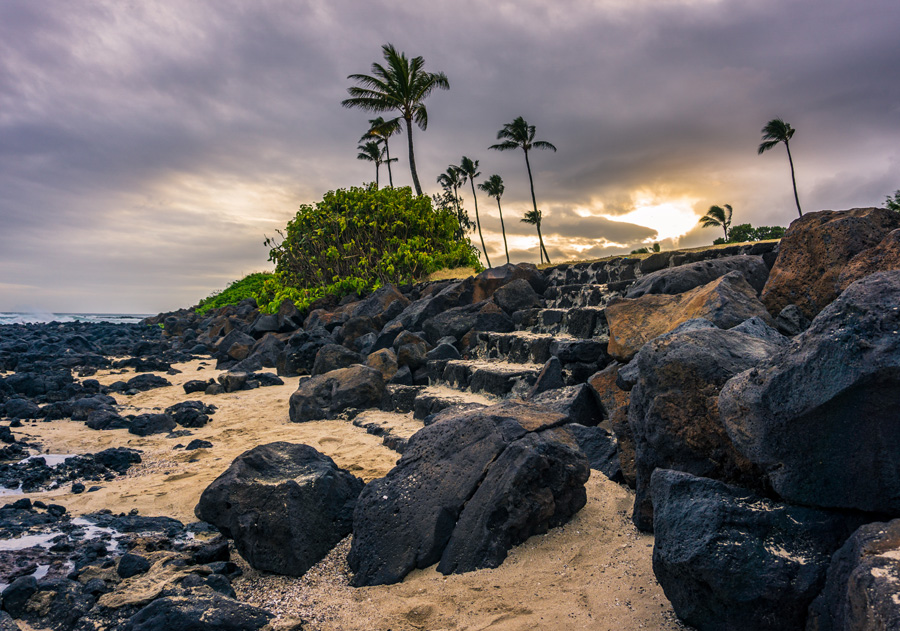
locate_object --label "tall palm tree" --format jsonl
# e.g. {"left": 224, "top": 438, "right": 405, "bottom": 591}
{"left": 699, "top": 204, "right": 733, "bottom": 241}
{"left": 458, "top": 156, "right": 490, "bottom": 268}
{"left": 521, "top": 209, "right": 550, "bottom": 265}
{"left": 361, "top": 116, "right": 401, "bottom": 187}
{"left": 758, "top": 118, "right": 802, "bottom": 217}
{"left": 489, "top": 116, "right": 556, "bottom": 263}
{"left": 342, "top": 44, "right": 449, "bottom": 196}
{"left": 479, "top": 174, "right": 509, "bottom": 264}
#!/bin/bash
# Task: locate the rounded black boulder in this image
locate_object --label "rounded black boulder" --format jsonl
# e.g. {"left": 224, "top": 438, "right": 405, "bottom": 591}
{"left": 650, "top": 469, "right": 866, "bottom": 631}
{"left": 348, "top": 402, "right": 589, "bottom": 586}
{"left": 719, "top": 270, "right": 900, "bottom": 515}
{"left": 195, "top": 442, "right": 364, "bottom": 576}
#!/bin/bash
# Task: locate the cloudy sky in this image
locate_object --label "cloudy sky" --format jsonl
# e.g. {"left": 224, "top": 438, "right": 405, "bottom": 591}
{"left": 2, "top": 0, "right": 898, "bottom": 313}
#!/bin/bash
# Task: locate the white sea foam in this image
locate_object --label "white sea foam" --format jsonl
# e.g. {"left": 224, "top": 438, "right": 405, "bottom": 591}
{"left": 0, "top": 312, "right": 152, "bottom": 325}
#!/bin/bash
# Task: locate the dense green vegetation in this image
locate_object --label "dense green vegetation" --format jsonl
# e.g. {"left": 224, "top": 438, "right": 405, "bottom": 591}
{"left": 713, "top": 223, "right": 785, "bottom": 244}
{"left": 259, "top": 185, "right": 482, "bottom": 313}
{"left": 195, "top": 272, "right": 274, "bottom": 315}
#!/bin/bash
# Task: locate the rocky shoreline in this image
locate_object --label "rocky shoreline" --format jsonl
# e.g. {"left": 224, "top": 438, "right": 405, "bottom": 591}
{"left": 1, "top": 206, "right": 899, "bottom": 630}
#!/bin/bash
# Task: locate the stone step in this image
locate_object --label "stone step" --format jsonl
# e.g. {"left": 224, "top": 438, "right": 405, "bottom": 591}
{"left": 351, "top": 409, "right": 425, "bottom": 454}
{"left": 473, "top": 331, "right": 610, "bottom": 367}
{"left": 411, "top": 384, "right": 496, "bottom": 420}
{"left": 435, "top": 359, "right": 542, "bottom": 398}
{"left": 515, "top": 307, "right": 609, "bottom": 339}
{"left": 543, "top": 284, "right": 618, "bottom": 309}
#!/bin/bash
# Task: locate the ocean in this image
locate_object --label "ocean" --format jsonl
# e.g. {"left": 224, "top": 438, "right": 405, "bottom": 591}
{"left": 0, "top": 312, "right": 154, "bottom": 326}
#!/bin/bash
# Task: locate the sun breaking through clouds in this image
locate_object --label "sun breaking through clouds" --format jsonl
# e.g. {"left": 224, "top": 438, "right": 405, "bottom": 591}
{"left": 1, "top": 0, "right": 899, "bottom": 312}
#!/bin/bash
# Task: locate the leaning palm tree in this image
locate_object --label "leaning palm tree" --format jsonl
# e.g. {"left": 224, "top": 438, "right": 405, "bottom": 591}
{"left": 361, "top": 116, "right": 401, "bottom": 187}
{"left": 489, "top": 116, "right": 556, "bottom": 263}
{"left": 521, "top": 209, "right": 550, "bottom": 265}
{"left": 758, "top": 118, "right": 802, "bottom": 217}
{"left": 342, "top": 44, "right": 449, "bottom": 196}
{"left": 479, "top": 174, "right": 509, "bottom": 264}
{"left": 699, "top": 204, "right": 733, "bottom": 241}
{"left": 357, "top": 141, "right": 386, "bottom": 188}
{"left": 458, "top": 156, "right": 490, "bottom": 268}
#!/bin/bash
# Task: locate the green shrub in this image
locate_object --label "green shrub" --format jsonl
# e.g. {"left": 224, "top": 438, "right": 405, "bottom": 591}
{"left": 195, "top": 272, "right": 274, "bottom": 315}
{"left": 886, "top": 190, "right": 900, "bottom": 212}
{"left": 714, "top": 223, "right": 785, "bottom": 244}
{"left": 264, "top": 185, "right": 483, "bottom": 311}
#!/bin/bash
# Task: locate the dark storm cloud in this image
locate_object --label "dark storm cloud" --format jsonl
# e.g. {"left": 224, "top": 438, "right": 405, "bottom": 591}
{"left": 1, "top": 0, "right": 898, "bottom": 310}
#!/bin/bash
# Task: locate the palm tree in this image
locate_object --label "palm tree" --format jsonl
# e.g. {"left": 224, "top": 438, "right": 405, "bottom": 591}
{"left": 361, "top": 116, "right": 401, "bottom": 187}
{"left": 357, "top": 141, "right": 388, "bottom": 188}
{"left": 479, "top": 174, "right": 509, "bottom": 264}
{"left": 458, "top": 156, "right": 490, "bottom": 268}
{"left": 489, "top": 116, "right": 556, "bottom": 263}
{"left": 342, "top": 44, "right": 449, "bottom": 196}
{"left": 436, "top": 166, "right": 469, "bottom": 238}
{"left": 758, "top": 118, "right": 802, "bottom": 217}
{"left": 699, "top": 204, "right": 733, "bottom": 241}
{"left": 521, "top": 209, "right": 550, "bottom": 264}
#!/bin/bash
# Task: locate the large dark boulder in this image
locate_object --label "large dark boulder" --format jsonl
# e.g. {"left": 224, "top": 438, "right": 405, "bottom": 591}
{"left": 761, "top": 207, "right": 900, "bottom": 320}
{"left": 348, "top": 285, "right": 410, "bottom": 328}
{"left": 124, "top": 373, "right": 172, "bottom": 392}
{"left": 492, "top": 278, "right": 542, "bottom": 314}
{"left": 720, "top": 271, "right": 900, "bottom": 515}
{"left": 566, "top": 423, "right": 622, "bottom": 482}
{"left": 195, "top": 442, "right": 363, "bottom": 576}
{"left": 348, "top": 402, "right": 588, "bottom": 586}
{"left": 530, "top": 384, "right": 603, "bottom": 426}
{"left": 807, "top": 519, "right": 900, "bottom": 631}
{"left": 472, "top": 263, "right": 546, "bottom": 302}
{"left": 288, "top": 365, "right": 385, "bottom": 422}
{"left": 311, "top": 344, "right": 363, "bottom": 376}
{"left": 626, "top": 254, "right": 770, "bottom": 298}
{"left": 628, "top": 322, "right": 782, "bottom": 530}
{"left": 651, "top": 469, "right": 866, "bottom": 631}
{"left": 128, "top": 413, "right": 176, "bottom": 436}
{"left": 126, "top": 594, "right": 273, "bottom": 631}
{"left": 422, "top": 300, "right": 513, "bottom": 345}
{"left": 165, "top": 400, "right": 215, "bottom": 428}
{"left": 437, "top": 428, "right": 589, "bottom": 575}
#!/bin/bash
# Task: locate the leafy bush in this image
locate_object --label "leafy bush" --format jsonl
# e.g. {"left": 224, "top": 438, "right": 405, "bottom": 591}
{"left": 886, "top": 190, "right": 900, "bottom": 212}
{"left": 714, "top": 223, "right": 785, "bottom": 244}
{"left": 195, "top": 272, "right": 274, "bottom": 315}
{"left": 265, "top": 185, "right": 483, "bottom": 309}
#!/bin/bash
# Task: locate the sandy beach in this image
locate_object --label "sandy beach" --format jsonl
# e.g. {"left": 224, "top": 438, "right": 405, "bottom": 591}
{"left": 13, "top": 360, "right": 686, "bottom": 631}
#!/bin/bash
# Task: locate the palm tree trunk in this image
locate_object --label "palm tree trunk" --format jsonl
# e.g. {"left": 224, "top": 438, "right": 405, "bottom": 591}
{"left": 405, "top": 117, "right": 423, "bottom": 196}
{"left": 497, "top": 198, "right": 509, "bottom": 264}
{"left": 537, "top": 222, "right": 551, "bottom": 265}
{"left": 784, "top": 141, "right": 802, "bottom": 217}
{"left": 524, "top": 148, "right": 548, "bottom": 263}
{"left": 470, "top": 180, "right": 491, "bottom": 268}
{"left": 385, "top": 140, "right": 393, "bottom": 188}
{"left": 375, "top": 163, "right": 380, "bottom": 189}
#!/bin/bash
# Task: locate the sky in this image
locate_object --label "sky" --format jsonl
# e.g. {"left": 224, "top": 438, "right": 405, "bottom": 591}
{"left": 1, "top": 0, "right": 898, "bottom": 314}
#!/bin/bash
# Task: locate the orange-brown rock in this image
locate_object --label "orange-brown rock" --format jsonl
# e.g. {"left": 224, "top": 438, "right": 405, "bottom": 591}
{"left": 837, "top": 228, "right": 900, "bottom": 291}
{"left": 760, "top": 207, "right": 900, "bottom": 319}
{"left": 605, "top": 272, "right": 770, "bottom": 361}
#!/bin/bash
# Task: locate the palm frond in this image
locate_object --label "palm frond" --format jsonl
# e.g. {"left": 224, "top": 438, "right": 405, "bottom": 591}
{"left": 532, "top": 140, "right": 557, "bottom": 152}
{"left": 489, "top": 140, "right": 520, "bottom": 152}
